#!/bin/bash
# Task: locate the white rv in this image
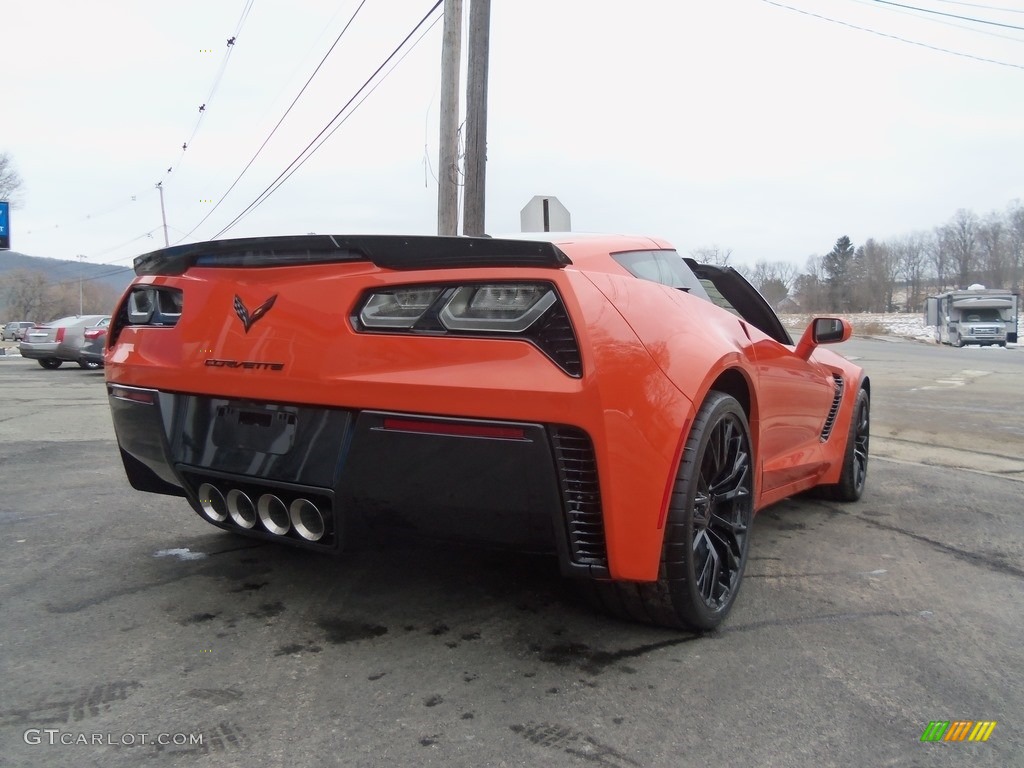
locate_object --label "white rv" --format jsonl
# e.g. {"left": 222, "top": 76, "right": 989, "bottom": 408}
{"left": 925, "top": 285, "right": 1018, "bottom": 347}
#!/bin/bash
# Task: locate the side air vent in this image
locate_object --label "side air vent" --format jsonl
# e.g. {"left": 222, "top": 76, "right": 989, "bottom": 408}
{"left": 550, "top": 426, "right": 607, "bottom": 568}
{"left": 820, "top": 374, "right": 845, "bottom": 442}
{"left": 529, "top": 302, "right": 582, "bottom": 377}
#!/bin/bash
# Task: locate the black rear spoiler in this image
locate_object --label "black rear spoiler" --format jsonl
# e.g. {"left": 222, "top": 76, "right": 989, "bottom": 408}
{"left": 133, "top": 235, "right": 572, "bottom": 276}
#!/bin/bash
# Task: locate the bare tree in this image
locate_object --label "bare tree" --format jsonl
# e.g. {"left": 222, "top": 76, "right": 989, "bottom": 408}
{"left": 929, "top": 227, "right": 952, "bottom": 292}
{"left": 856, "top": 239, "right": 900, "bottom": 312}
{"left": 1005, "top": 200, "right": 1024, "bottom": 293}
{"left": 793, "top": 254, "right": 827, "bottom": 312}
{"left": 749, "top": 260, "right": 799, "bottom": 309}
{"left": 0, "top": 269, "right": 120, "bottom": 321}
{"left": 689, "top": 245, "right": 734, "bottom": 266}
{"left": 895, "top": 232, "right": 930, "bottom": 311}
{"left": 940, "top": 209, "right": 979, "bottom": 287}
{"left": 0, "top": 152, "right": 25, "bottom": 205}
{"left": 0, "top": 269, "right": 52, "bottom": 320}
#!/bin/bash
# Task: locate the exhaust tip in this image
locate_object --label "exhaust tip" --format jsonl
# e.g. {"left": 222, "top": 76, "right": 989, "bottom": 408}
{"left": 197, "top": 483, "right": 227, "bottom": 522}
{"left": 258, "top": 494, "right": 290, "bottom": 535}
{"left": 290, "top": 498, "right": 326, "bottom": 541}
{"left": 226, "top": 489, "right": 257, "bottom": 529}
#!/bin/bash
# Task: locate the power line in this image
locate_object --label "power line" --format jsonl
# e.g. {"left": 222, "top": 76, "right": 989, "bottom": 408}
{"left": 158, "top": 0, "right": 256, "bottom": 186}
{"left": 19, "top": 1, "right": 255, "bottom": 251}
{"left": 870, "top": 0, "right": 1024, "bottom": 30}
{"left": 211, "top": 0, "right": 444, "bottom": 239}
{"left": 845, "top": 0, "right": 1024, "bottom": 43}
{"left": 762, "top": 0, "right": 1024, "bottom": 69}
{"left": 219, "top": 12, "right": 445, "bottom": 237}
{"left": 910, "top": 0, "right": 1024, "bottom": 15}
{"left": 175, "top": 0, "right": 370, "bottom": 244}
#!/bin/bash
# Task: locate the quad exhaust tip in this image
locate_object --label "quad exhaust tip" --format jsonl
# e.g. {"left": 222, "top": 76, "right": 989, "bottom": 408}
{"left": 226, "top": 489, "right": 257, "bottom": 529}
{"left": 195, "top": 482, "right": 328, "bottom": 543}
{"left": 290, "top": 498, "right": 326, "bottom": 542}
{"left": 197, "top": 483, "right": 227, "bottom": 523}
{"left": 257, "top": 494, "right": 290, "bottom": 535}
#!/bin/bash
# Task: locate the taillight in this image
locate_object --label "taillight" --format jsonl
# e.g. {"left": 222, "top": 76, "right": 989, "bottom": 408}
{"left": 55, "top": 327, "right": 66, "bottom": 342}
{"left": 352, "top": 281, "right": 582, "bottom": 377}
{"left": 127, "top": 286, "right": 183, "bottom": 325}
{"left": 84, "top": 329, "right": 107, "bottom": 340}
{"left": 109, "top": 286, "right": 183, "bottom": 345}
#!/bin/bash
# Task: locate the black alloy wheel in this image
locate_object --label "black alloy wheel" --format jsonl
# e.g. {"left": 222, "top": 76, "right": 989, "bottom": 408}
{"left": 38, "top": 358, "right": 62, "bottom": 369}
{"left": 584, "top": 392, "right": 754, "bottom": 631}
{"left": 819, "top": 386, "right": 869, "bottom": 502}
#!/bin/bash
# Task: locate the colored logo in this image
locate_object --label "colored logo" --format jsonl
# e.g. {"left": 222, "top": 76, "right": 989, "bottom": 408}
{"left": 233, "top": 294, "right": 277, "bottom": 333}
{"left": 0, "top": 200, "right": 9, "bottom": 250}
{"left": 921, "top": 721, "right": 997, "bottom": 742}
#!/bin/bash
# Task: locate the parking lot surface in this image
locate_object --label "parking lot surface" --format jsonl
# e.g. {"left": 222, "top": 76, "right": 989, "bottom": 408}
{"left": 1, "top": 339, "right": 1021, "bottom": 767}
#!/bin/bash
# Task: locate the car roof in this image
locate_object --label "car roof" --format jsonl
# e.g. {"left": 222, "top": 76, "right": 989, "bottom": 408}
{"left": 494, "top": 232, "right": 678, "bottom": 263}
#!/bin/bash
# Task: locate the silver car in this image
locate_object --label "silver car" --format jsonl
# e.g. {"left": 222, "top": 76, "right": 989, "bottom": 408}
{"left": 2, "top": 321, "right": 35, "bottom": 341}
{"left": 19, "top": 315, "right": 109, "bottom": 369}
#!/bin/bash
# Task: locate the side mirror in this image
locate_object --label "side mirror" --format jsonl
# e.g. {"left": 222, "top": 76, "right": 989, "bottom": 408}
{"left": 795, "top": 317, "right": 851, "bottom": 359}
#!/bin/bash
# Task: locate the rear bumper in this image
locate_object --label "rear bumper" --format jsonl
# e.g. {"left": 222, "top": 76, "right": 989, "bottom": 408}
{"left": 108, "top": 385, "right": 609, "bottom": 578}
{"left": 18, "top": 342, "right": 58, "bottom": 360}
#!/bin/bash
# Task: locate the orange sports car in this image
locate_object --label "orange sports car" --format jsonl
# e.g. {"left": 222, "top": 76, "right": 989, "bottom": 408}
{"left": 105, "top": 234, "right": 869, "bottom": 630}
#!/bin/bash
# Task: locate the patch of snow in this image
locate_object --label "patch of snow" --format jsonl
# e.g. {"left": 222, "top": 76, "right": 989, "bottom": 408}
{"left": 153, "top": 547, "right": 207, "bottom": 561}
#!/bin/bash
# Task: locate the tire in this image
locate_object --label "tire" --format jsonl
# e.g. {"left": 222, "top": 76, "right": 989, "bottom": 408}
{"left": 77, "top": 359, "right": 102, "bottom": 370}
{"left": 818, "top": 387, "right": 869, "bottom": 502}
{"left": 38, "top": 358, "right": 63, "bottom": 370}
{"left": 585, "top": 392, "right": 754, "bottom": 631}
{"left": 953, "top": 334, "right": 964, "bottom": 348}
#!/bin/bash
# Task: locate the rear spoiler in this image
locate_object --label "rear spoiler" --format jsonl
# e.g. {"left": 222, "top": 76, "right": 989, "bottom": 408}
{"left": 134, "top": 235, "right": 572, "bottom": 276}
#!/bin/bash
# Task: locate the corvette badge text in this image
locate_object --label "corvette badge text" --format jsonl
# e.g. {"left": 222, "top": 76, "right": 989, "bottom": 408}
{"left": 205, "top": 359, "right": 285, "bottom": 371}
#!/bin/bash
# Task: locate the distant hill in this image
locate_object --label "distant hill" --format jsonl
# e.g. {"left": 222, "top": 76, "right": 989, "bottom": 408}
{"left": 0, "top": 251, "right": 134, "bottom": 294}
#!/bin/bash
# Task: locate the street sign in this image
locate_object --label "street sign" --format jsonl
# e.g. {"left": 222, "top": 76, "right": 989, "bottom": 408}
{"left": 0, "top": 201, "right": 9, "bottom": 250}
{"left": 520, "top": 196, "right": 570, "bottom": 233}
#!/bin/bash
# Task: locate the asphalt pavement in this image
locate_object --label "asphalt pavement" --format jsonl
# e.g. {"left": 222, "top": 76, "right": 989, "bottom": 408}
{"left": 0, "top": 341, "right": 1021, "bottom": 767}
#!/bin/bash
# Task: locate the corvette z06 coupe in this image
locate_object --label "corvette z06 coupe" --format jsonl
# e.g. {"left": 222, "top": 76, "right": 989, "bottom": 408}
{"left": 106, "top": 234, "right": 869, "bottom": 630}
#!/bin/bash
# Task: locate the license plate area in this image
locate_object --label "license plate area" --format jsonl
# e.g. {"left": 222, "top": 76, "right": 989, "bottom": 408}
{"left": 213, "top": 404, "right": 297, "bottom": 455}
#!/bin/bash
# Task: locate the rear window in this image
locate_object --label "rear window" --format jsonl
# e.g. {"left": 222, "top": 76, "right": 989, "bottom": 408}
{"left": 612, "top": 250, "right": 711, "bottom": 301}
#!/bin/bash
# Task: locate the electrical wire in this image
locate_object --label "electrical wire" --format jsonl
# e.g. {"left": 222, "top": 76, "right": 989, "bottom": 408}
{"left": 19, "top": 1, "right": 255, "bottom": 248}
{"left": 158, "top": 0, "right": 257, "bottom": 186}
{"left": 761, "top": 0, "right": 1024, "bottom": 69}
{"left": 174, "top": 0, "right": 370, "bottom": 244}
{"left": 844, "top": 0, "right": 1024, "bottom": 43}
{"left": 226, "top": 11, "right": 445, "bottom": 232}
{"left": 927, "top": 0, "right": 1024, "bottom": 13}
{"left": 210, "top": 0, "right": 444, "bottom": 239}
{"left": 869, "top": 0, "right": 1024, "bottom": 30}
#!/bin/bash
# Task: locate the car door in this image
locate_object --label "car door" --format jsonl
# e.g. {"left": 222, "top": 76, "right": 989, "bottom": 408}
{"left": 687, "top": 262, "right": 835, "bottom": 492}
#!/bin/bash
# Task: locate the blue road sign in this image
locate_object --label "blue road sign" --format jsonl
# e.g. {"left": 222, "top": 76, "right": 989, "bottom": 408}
{"left": 0, "top": 201, "right": 9, "bottom": 250}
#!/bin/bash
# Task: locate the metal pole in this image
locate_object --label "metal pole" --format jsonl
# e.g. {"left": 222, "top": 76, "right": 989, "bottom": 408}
{"left": 77, "top": 255, "right": 85, "bottom": 314}
{"left": 462, "top": 0, "right": 490, "bottom": 237}
{"left": 437, "top": 0, "right": 463, "bottom": 236}
{"left": 156, "top": 182, "right": 169, "bottom": 247}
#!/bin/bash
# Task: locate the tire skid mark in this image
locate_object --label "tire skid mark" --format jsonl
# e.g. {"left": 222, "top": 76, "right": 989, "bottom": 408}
{"left": 0, "top": 681, "right": 142, "bottom": 726}
{"left": 533, "top": 637, "right": 699, "bottom": 675}
{"left": 511, "top": 722, "right": 640, "bottom": 767}
{"left": 532, "top": 610, "right": 913, "bottom": 673}
{"left": 825, "top": 505, "right": 1024, "bottom": 579}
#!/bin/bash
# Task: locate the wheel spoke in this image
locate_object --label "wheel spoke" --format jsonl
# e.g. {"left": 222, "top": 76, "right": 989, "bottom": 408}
{"left": 690, "top": 412, "right": 753, "bottom": 612}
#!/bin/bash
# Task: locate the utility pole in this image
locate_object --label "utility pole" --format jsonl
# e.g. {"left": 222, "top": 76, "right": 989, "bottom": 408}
{"left": 437, "top": 0, "right": 463, "bottom": 236}
{"left": 156, "top": 182, "right": 169, "bottom": 247}
{"left": 462, "top": 0, "right": 491, "bottom": 237}
{"left": 77, "top": 255, "right": 86, "bottom": 315}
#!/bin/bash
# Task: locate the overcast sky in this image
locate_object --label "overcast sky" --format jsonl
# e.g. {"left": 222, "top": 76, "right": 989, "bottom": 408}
{"left": 4, "top": 0, "right": 1023, "bottom": 270}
